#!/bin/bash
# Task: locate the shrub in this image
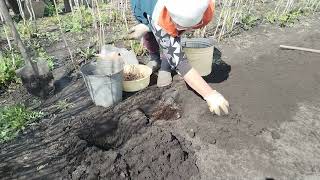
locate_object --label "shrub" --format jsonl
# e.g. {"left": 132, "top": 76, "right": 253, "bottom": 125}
{"left": 0, "top": 104, "right": 43, "bottom": 143}
{"left": 0, "top": 51, "right": 23, "bottom": 87}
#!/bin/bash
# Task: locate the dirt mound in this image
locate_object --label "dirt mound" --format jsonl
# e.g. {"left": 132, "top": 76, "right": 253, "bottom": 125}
{"left": 60, "top": 86, "right": 199, "bottom": 179}
{"left": 68, "top": 127, "right": 198, "bottom": 180}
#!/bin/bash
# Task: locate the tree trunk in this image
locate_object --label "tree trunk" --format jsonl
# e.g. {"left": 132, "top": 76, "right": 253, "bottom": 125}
{"left": 4, "top": 0, "right": 20, "bottom": 15}
{"left": 0, "top": 0, "right": 39, "bottom": 75}
{"left": 64, "top": 0, "right": 72, "bottom": 12}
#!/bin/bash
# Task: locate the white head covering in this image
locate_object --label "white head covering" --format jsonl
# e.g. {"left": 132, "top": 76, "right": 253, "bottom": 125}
{"left": 164, "top": 0, "right": 210, "bottom": 27}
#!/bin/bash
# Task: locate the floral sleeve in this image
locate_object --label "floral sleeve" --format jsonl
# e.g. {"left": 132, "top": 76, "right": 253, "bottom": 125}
{"left": 146, "top": 15, "right": 192, "bottom": 76}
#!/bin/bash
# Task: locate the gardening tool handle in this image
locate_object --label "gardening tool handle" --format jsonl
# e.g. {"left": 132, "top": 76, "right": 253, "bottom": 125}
{"left": 280, "top": 45, "right": 320, "bottom": 54}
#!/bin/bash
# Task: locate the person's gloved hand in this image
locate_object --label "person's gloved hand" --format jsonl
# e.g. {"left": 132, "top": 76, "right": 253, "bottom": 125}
{"left": 126, "top": 24, "right": 150, "bottom": 40}
{"left": 204, "top": 90, "right": 229, "bottom": 116}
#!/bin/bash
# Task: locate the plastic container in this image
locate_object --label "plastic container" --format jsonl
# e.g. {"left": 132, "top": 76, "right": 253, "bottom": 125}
{"left": 99, "top": 45, "right": 139, "bottom": 65}
{"left": 123, "top": 64, "right": 152, "bottom": 92}
{"left": 181, "top": 38, "right": 214, "bottom": 76}
{"left": 80, "top": 60, "right": 123, "bottom": 107}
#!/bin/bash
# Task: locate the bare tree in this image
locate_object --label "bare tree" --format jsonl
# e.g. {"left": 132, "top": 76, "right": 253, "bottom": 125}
{"left": 0, "top": 0, "right": 39, "bottom": 75}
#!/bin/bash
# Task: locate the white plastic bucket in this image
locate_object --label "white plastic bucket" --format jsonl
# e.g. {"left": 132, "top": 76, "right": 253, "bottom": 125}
{"left": 80, "top": 60, "right": 123, "bottom": 107}
{"left": 182, "top": 38, "right": 214, "bottom": 76}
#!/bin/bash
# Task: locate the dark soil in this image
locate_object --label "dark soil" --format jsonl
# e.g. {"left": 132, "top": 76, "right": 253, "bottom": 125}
{"left": 19, "top": 72, "right": 55, "bottom": 98}
{"left": 0, "top": 80, "right": 199, "bottom": 179}
{"left": 72, "top": 126, "right": 198, "bottom": 180}
{"left": 124, "top": 72, "right": 144, "bottom": 81}
{"left": 15, "top": 60, "right": 55, "bottom": 99}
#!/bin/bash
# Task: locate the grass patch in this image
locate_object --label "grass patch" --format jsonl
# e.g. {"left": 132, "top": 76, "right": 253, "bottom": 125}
{"left": 241, "top": 14, "right": 260, "bottom": 30}
{"left": 77, "top": 46, "right": 96, "bottom": 60}
{"left": 59, "top": 6, "right": 93, "bottom": 33}
{"left": 44, "top": 2, "right": 56, "bottom": 17}
{"left": 0, "top": 44, "right": 53, "bottom": 89}
{"left": 130, "top": 40, "right": 146, "bottom": 56}
{"left": 17, "top": 20, "right": 37, "bottom": 39}
{"left": 278, "top": 9, "right": 304, "bottom": 27}
{"left": 0, "top": 104, "right": 43, "bottom": 143}
{"left": 266, "top": 8, "right": 306, "bottom": 27}
{"left": 0, "top": 50, "right": 24, "bottom": 87}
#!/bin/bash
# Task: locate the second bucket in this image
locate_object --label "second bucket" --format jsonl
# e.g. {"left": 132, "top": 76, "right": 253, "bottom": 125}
{"left": 80, "top": 60, "right": 123, "bottom": 107}
{"left": 182, "top": 38, "right": 214, "bottom": 76}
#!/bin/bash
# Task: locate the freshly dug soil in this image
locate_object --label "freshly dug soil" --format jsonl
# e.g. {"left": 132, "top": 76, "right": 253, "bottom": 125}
{"left": 20, "top": 73, "right": 55, "bottom": 98}
{"left": 16, "top": 60, "right": 55, "bottom": 99}
{"left": 64, "top": 87, "right": 199, "bottom": 179}
{"left": 69, "top": 126, "right": 198, "bottom": 180}
{"left": 124, "top": 72, "right": 144, "bottom": 81}
{"left": 0, "top": 83, "right": 199, "bottom": 180}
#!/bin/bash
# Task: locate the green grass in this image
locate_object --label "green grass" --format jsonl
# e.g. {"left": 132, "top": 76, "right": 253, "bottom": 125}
{"left": 17, "top": 20, "right": 37, "bottom": 39}
{"left": 265, "top": 0, "right": 319, "bottom": 27}
{"left": 0, "top": 45, "right": 53, "bottom": 88}
{"left": 27, "top": 40, "right": 55, "bottom": 70}
{"left": 0, "top": 50, "right": 24, "bottom": 87}
{"left": 241, "top": 14, "right": 260, "bottom": 30}
{"left": 77, "top": 46, "right": 96, "bottom": 60}
{"left": 59, "top": 6, "right": 93, "bottom": 33}
{"left": 278, "top": 9, "right": 303, "bottom": 27}
{"left": 44, "top": 2, "right": 56, "bottom": 17}
{"left": 266, "top": 8, "right": 306, "bottom": 27}
{"left": 128, "top": 40, "right": 147, "bottom": 56}
{"left": 37, "top": 49, "right": 55, "bottom": 70}
{"left": 0, "top": 104, "right": 43, "bottom": 143}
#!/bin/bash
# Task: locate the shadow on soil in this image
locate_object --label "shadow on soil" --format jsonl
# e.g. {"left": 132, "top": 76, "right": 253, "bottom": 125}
{"left": 0, "top": 75, "right": 94, "bottom": 179}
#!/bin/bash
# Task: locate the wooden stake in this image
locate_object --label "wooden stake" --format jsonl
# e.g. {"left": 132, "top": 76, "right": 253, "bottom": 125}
{"left": 280, "top": 45, "right": 320, "bottom": 54}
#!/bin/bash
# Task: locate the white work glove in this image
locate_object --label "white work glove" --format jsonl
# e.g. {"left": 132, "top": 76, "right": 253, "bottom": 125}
{"left": 126, "top": 24, "right": 150, "bottom": 40}
{"left": 204, "top": 90, "right": 229, "bottom": 116}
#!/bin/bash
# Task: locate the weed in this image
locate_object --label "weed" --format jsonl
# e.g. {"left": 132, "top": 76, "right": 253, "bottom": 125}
{"left": 17, "top": 20, "right": 36, "bottom": 39}
{"left": 61, "top": 6, "right": 93, "bottom": 33}
{"left": 0, "top": 42, "right": 53, "bottom": 88}
{"left": 28, "top": 40, "right": 55, "bottom": 70}
{"left": 44, "top": 2, "right": 56, "bottom": 17}
{"left": 37, "top": 49, "right": 55, "bottom": 70}
{"left": 0, "top": 104, "right": 43, "bottom": 143}
{"left": 129, "top": 40, "right": 146, "bottom": 56}
{"left": 37, "top": 31, "right": 60, "bottom": 45}
{"left": 241, "top": 14, "right": 260, "bottom": 30}
{"left": 55, "top": 99, "right": 74, "bottom": 111}
{"left": 266, "top": 11, "right": 278, "bottom": 24}
{"left": 0, "top": 50, "right": 23, "bottom": 87}
{"left": 98, "top": 5, "right": 123, "bottom": 24}
{"left": 278, "top": 8, "right": 304, "bottom": 27}
{"left": 110, "top": 8, "right": 123, "bottom": 23}
{"left": 77, "top": 47, "right": 96, "bottom": 60}
{"left": 266, "top": 8, "right": 305, "bottom": 27}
